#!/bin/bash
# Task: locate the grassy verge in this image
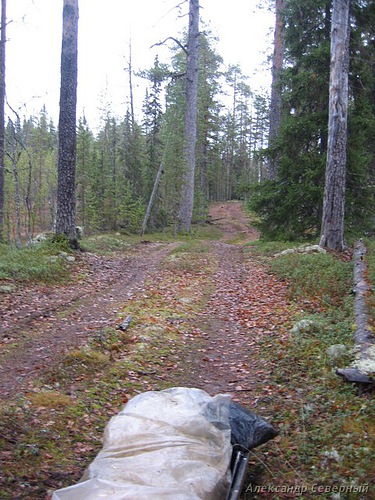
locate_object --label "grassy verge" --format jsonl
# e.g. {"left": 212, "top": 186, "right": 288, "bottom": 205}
{"left": 243, "top": 240, "right": 374, "bottom": 499}
{"left": 0, "top": 238, "right": 72, "bottom": 283}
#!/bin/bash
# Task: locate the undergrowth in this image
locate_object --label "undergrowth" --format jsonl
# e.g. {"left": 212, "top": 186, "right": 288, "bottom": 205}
{"left": 0, "top": 239, "right": 71, "bottom": 282}
{"left": 243, "top": 239, "right": 374, "bottom": 499}
{"left": 367, "top": 238, "right": 375, "bottom": 327}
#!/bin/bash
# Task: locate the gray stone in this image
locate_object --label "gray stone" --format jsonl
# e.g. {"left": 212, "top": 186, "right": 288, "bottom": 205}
{"left": 326, "top": 344, "right": 348, "bottom": 360}
{"left": 291, "top": 319, "right": 316, "bottom": 334}
{"left": 275, "top": 244, "right": 326, "bottom": 257}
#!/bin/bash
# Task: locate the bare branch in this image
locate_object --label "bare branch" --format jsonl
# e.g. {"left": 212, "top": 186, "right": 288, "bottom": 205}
{"left": 174, "top": 0, "right": 188, "bottom": 18}
{"left": 170, "top": 72, "right": 186, "bottom": 80}
{"left": 151, "top": 36, "right": 188, "bottom": 55}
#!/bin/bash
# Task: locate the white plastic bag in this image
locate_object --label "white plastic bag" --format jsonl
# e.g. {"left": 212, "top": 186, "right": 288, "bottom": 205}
{"left": 52, "top": 387, "right": 232, "bottom": 500}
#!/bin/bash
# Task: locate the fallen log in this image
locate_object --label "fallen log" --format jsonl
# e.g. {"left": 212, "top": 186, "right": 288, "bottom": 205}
{"left": 336, "top": 239, "right": 375, "bottom": 388}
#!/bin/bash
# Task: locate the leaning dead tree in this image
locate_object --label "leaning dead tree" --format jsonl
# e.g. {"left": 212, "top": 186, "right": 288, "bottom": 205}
{"left": 140, "top": 161, "right": 164, "bottom": 237}
{"left": 337, "top": 240, "right": 375, "bottom": 387}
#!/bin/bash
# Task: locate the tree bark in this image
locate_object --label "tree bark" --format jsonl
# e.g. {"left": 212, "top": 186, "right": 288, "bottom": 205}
{"left": 178, "top": 0, "right": 199, "bottom": 232}
{"left": 267, "top": 0, "right": 284, "bottom": 180}
{"left": 319, "top": 0, "right": 350, "bottom": 251}
{"left": 55, "top": 0, "right": 79, "bottom": 247}
{"left": 128, "top": 39, "right": 135, "bottom": 130}
{"left": 0, "top": 0, "right": 6, "bottom": 240}
{"left": 336, "top": 240, "right": 375, "bottom": 386}
{"left": 140, "top": 161, "right": 164, "bottom": 236}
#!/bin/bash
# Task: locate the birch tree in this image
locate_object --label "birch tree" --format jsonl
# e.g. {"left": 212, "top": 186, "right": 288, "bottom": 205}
{"left": 320, "top": 0, "right": 350, "bottom": 251}
{"left": 178, "top": 0, "right": 199, "bottom": 232}
{"left": 55, "top": 0, "right": 79, "bottom": 247}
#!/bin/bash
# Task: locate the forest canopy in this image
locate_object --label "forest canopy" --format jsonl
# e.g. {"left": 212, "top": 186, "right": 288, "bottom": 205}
{"left": 1, "top": 0, "right": 374, "bottom": 246}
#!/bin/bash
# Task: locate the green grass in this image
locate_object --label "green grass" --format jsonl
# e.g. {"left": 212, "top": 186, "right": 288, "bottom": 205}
{"left": 79, "top": 223, "right": 222, "bottom": 254}
{"left": 242, "top": 240, "right": 375, "bottom": 499}
{"left": 245, "top": 239, "right": 301, "bottom": 256}
{"left": 79, "top": 233, "right": 138, "bottom": 253}
{"left": 0, "top": 240, "right": 71, "bottom": 282}
{"left": 270, "top": 251, "right": 352, "bottom": 305}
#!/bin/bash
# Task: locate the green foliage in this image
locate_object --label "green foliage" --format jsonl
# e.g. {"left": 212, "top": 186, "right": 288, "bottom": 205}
{"left": 118, "top": 182, "right": 145, "bottom": 233}
{"left": 0, "top": 243, "right": 69, "bottom": 282}
{"left": 345, "top": 3, "right": 375, "bottom": 233}
{"left": 252, "top": 1, "right": 330, "bottom": 239}
{"left": 40, "top": 233, "right": 72, "bottom": 254}
{"left": 249, "top": 0, "right": 375, "bottom": 240}
{"left": 247, "top": 174, "right": 323, "bottom": 240}
{"left": 366, "top": 238, "right": 375, "bottom": 325}
{"left": 4, "top": 2, "right": 373, "bottom": 242}
{"left": 270, "top": 251, "right": 352, "bottom": 308}
{"left": 2, "top": 24, "right": 273, "bottom": 240}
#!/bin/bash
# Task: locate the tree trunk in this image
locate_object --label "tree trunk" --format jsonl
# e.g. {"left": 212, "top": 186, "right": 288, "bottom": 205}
{"left": 336, "top": 240, "right": 375, "bottom": 387}
{"left": 12, "top": 155, "right": 22, "bottom": 249}
{"left": 200, "top": 112, "right": 208, "bottom": 214}
{"left": 267, "top": 0, "right": 284, "bottom": 180}
{"left": 319, "top": 0, "right": 350, "bottom": 251}
{"left": 128, "top": 39, "right": 135, "bottom": 130}
{"left": 55, "top": 0, "right": 79, "bottom": 247}
{"left": 178, "top": 0, "right": 199, "bottom": 232}
{"left": 0, "top": 0, "right": 6, "bottom": 240}
{"left": 140, "top": 161, "right": 164, "bottom": 236}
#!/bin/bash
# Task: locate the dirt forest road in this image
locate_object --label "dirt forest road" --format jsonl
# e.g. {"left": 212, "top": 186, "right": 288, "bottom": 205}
{"left": 0, "top": 201, "right": 260, "bottom": 400}
{"left": 0, "top": 201, "right": 296, "bottom": 499}
{"left": 1, "top": 203, "right": 374, "bottom": 499}
{"left": 0, "top": 243, "right": 180, "bottom": 399}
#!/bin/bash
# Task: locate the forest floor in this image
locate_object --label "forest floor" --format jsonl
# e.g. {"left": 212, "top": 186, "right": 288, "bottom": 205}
{"left": 0, "top": 202, "right": 258, "bottom": 400}
{"left": 0, "top": 202, "right": 373, "bottom": 499}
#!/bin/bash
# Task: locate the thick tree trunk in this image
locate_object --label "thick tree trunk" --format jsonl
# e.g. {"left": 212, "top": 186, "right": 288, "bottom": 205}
{"left": 267, "top": 0, "right": 284, "bottom": 180}
{"left": 55, "top": 0, "right": 79, "bottom": 246}
{"left": 178, "top": 0, "right": 199, "bottom": 232}
{"left": 319, "top": 0, "right": 350, "bottom": 251}
{"left": 0, "top": 0, "right": 6, "bottom": 240}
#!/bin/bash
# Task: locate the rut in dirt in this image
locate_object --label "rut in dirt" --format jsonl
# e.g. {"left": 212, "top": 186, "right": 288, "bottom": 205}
{"left": 174, "top": 238, "right": 291, "bottom": 412}
{"left": 1, "top": 201, "right": 288, "bottom": 411}
{"left": 0, "top": 242, "right": 177, "bottom": 399}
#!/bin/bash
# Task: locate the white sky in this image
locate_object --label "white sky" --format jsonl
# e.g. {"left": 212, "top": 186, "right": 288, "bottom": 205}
{"left": 5, "top": 0, "right": 274, "bottom": 130}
